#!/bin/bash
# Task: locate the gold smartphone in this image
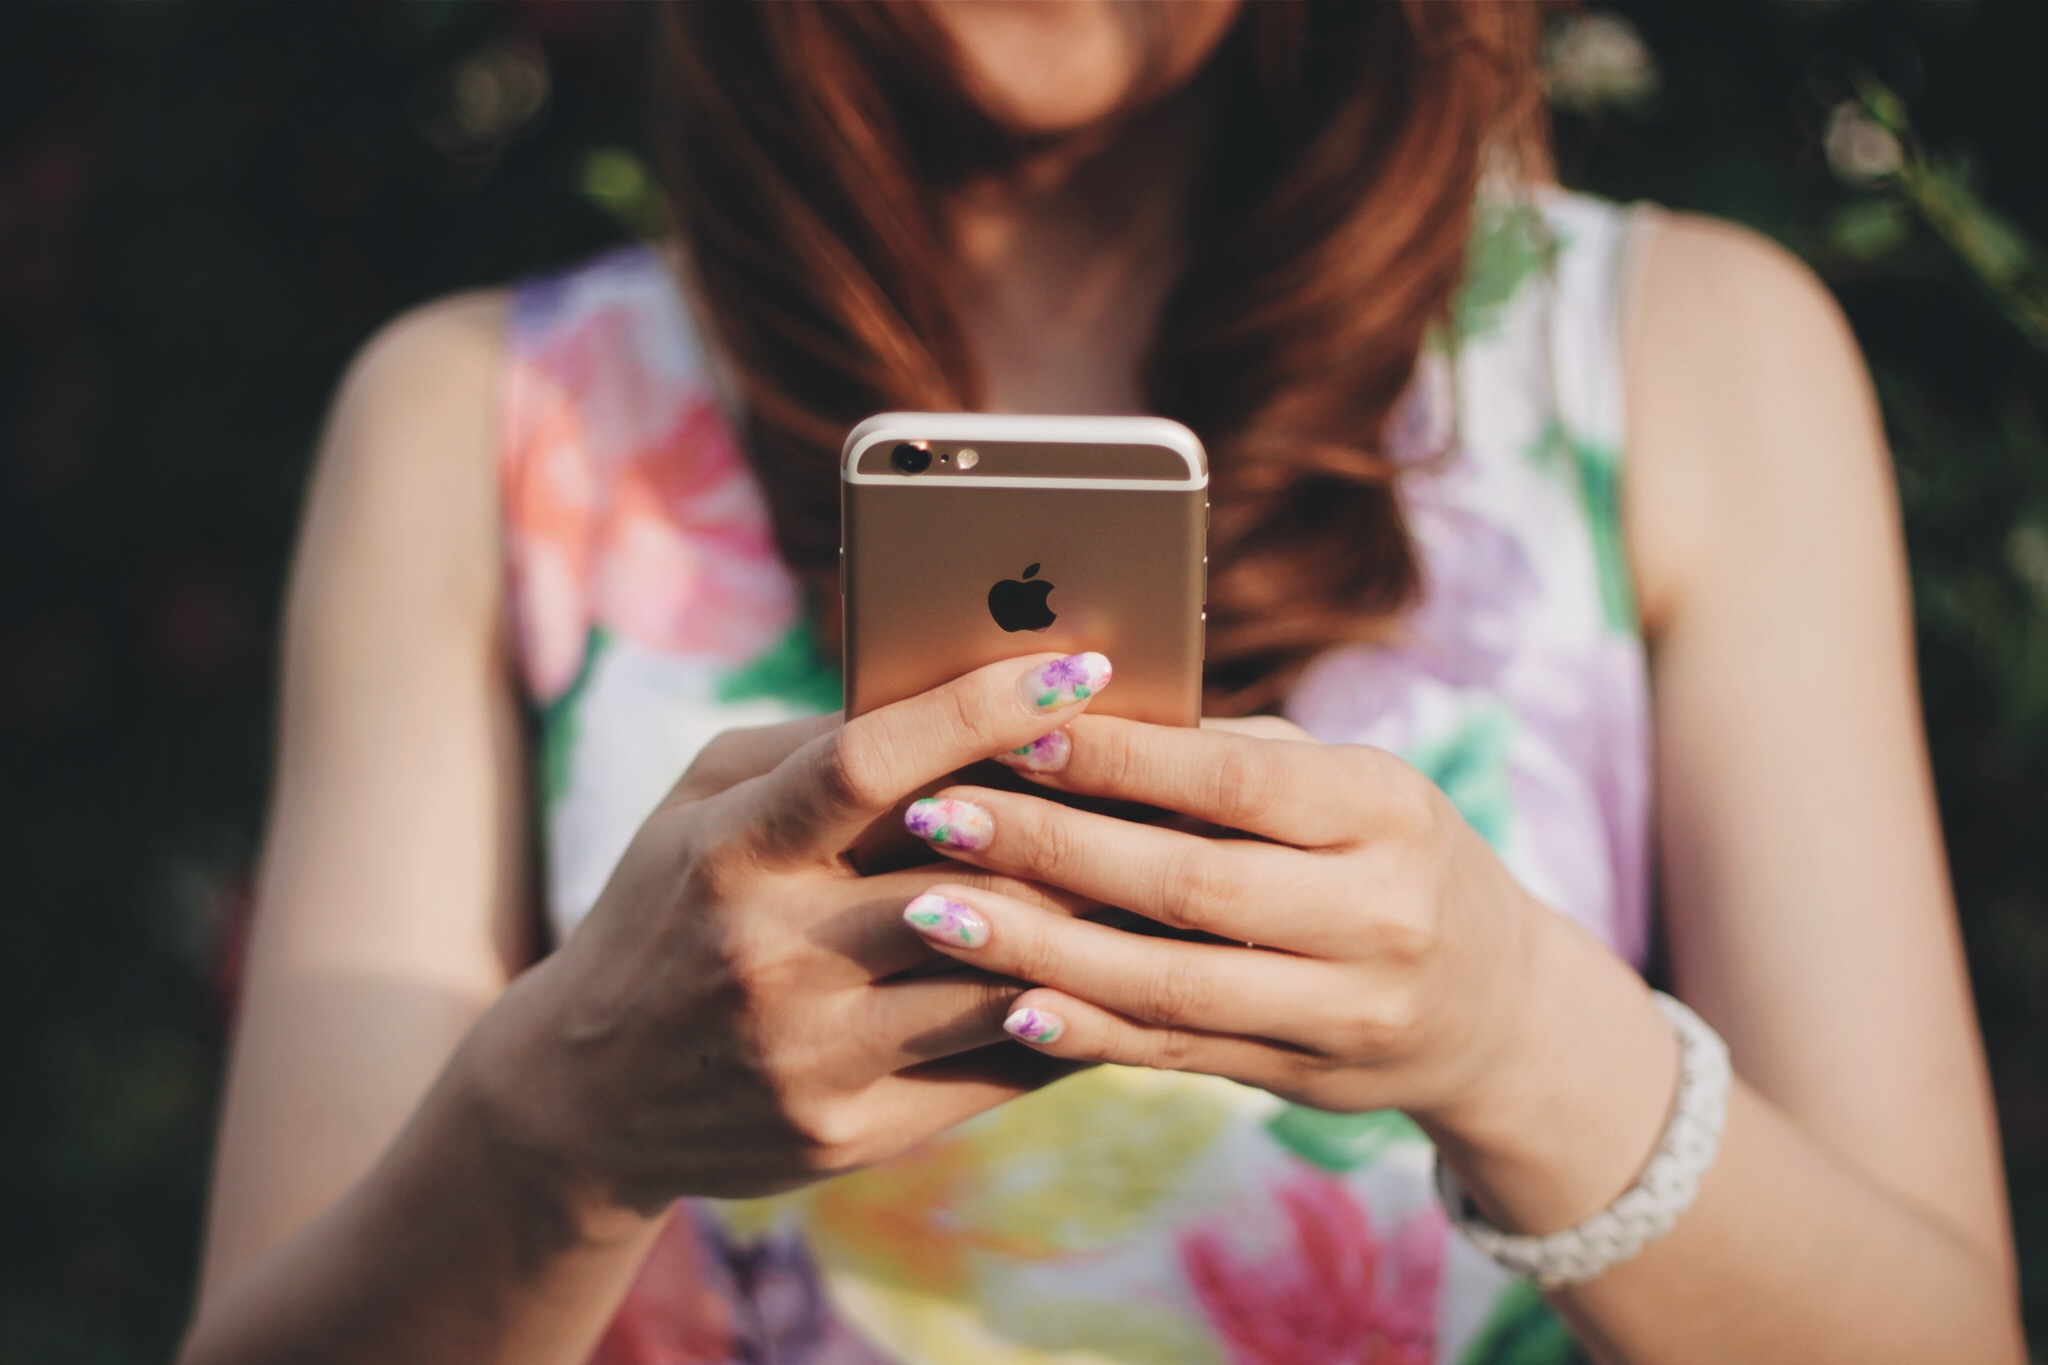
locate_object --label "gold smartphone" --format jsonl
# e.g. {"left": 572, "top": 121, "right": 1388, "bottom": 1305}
{"left": 841, "top": 412, "right": 1208, "bottom": 727}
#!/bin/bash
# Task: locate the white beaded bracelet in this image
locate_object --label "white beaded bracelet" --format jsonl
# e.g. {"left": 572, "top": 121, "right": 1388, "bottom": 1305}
{"left": 1435, "top": 991, "right": 1731, "bottom": 1289}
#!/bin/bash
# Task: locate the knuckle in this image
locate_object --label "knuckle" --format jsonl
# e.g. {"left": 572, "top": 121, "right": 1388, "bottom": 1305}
{"left": 668, "top": 744, "right": 732, "bottom": 807}
{"left": 1002, "top": 925, "right": 1061, "bottom": 989}
{"left": 1137, "top": 957, "right": 1212, "bottom": 1026}
{"left": 813, "top": 728, "right": 890, "bottom": 814}
{"left": 721, "top": 928, "right": 795, "bottom": 1008}
{"left": 1209, "top": 740, "right": 1286, "bottom": 830}
{"left": 1155, "top": 844, "right": 1232, "bottom": 930}
{"left": 1341, "top": 992, "right": 1421, "bottom": 1057}
{"left": 1093, "top": 724, "right": 1146, "bottom": 793}
{"left": 681, "top": 828, "right": 758, "bottom": 906}
{"left": 689, "top": 727, "right": 746, "bottom": 769}
{"left": 1379, "top": 758, "right": 1449, "bottom": 842}
{"left": 1023, "top": 810, "right": 1080, "bottom": 882}
{"left": 712, "top": 898, "right": 807, "bottom": 1012}
{"left": 1375, "top": 992, "right": 1422, "bottom": 1049}
{"left": 937, "top": 677, "right": 1002, "bottom": 753}
{"left": 781, "top": 1093, "right": 861, "bottom": 1172}
{"left": 1144, "top": 1028, "right": 1200, "bottom": 1071}
{"left": 1370, "top": 891, "right": 1443, "bottom": 965}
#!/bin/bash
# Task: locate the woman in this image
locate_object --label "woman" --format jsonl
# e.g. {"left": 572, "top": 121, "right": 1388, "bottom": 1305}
{"left": 180, "top": 3, "right": 2023, "bottom": 1362}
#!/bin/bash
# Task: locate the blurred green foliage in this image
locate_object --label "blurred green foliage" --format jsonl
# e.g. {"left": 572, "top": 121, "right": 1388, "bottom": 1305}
{"left": 1554, "top": 3, "right": 2048, "bottom": 1343}
{"left": 0, "top": 2, "right": 2042, "bottom": 1360}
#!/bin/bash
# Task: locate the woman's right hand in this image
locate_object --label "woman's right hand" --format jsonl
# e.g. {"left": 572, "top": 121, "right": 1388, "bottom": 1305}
{"left": 457, "top": 652, "right": 1111, "bottom": 1214}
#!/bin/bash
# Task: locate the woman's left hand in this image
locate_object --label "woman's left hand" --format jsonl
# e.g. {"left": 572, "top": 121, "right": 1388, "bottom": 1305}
{"left": 895, "top": 711, "right": 1591, "bottom": 1127}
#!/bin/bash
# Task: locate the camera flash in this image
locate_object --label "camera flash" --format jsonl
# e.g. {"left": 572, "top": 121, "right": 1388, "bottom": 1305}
{"left": 956, "top": 448, "right": 980, "bottom": 469}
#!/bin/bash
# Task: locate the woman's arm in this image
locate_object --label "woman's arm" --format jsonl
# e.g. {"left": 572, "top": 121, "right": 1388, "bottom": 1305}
{"left": 181, "top": 294, "right": 1117, "bottom": 1360}
{"left": 880, "top": 216, "right": 2023, "bottom": 1361}
{"left": 181, "top": 294, "right": 671, "bottom": 1364}
{"left": 1537, "top": 213, "right": 2021, "bottom": 1360}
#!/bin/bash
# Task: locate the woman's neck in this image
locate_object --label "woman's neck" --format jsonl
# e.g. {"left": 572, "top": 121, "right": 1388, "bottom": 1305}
{"left": 941, "top": 76, "right": 1218, "bottom": 416}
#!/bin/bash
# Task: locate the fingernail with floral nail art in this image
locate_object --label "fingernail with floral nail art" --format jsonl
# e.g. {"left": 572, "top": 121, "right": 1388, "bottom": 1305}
{"left": 902, "top": 893, "right": 990, "bottom": 949}
{"left": 995, "top": 730, "right": 1071, "bottom": 774}
{"left": 904, "top": 797, "right": 994, "bottom": 851}
{"left": 1019, "top": 652, "right": 1112, "bottom": 713}
{"left": 1004, "top": 1007, "right": 1065, "bottom": 1044}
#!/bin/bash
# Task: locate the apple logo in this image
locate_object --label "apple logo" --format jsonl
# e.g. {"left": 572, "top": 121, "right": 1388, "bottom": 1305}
{"left": 988, "top": 563, "right": 1057, "bottom": 632}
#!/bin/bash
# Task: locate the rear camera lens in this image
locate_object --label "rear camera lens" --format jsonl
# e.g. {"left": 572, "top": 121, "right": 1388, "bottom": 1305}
{"left": 891, "top": 442, "right": 932, "bottom": 475}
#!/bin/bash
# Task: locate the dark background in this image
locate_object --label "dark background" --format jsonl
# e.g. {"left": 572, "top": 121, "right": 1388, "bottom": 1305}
{"left": 2, "top": 2, "right": 2044, "bottom": 1359}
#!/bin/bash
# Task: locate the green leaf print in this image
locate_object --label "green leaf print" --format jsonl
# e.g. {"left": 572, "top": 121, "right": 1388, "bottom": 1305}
{"left": 1459, "top": 1279, "right": 1592, "bottom": 1365}
{"left": 1407, "top": 704, "right": 1516, "bottom": 852}
{"left": 538, "top": 628, "right": 612, "bottom": 812}
{"left": 1265, "top": 1104, "right": 1424, "bottom": 1173}
{"left": 1455, "top": 200, "right": 1563, "bottom": 343}
{"left": 713, "top": 616, "right": 843, "bottom": 713}
{"left": 1531, "top": 418, "right": 1638, "bottom": 636}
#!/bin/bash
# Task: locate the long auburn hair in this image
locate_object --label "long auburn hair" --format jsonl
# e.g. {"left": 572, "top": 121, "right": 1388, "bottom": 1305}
{"left": 653, "top": 2, "right": 1547, "bottom": 713}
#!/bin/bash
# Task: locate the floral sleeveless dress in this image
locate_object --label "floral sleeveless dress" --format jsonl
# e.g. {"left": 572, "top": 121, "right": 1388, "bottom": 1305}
{"left": 500, "top": 190, "right": 1653, "bottom": 1365}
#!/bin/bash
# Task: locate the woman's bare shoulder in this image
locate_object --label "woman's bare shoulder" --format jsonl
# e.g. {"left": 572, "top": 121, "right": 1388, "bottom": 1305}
{"left": 1621, "top": 211, "right": 1890, "bottom": 635}
{"left": 327, "top": 288, "right": 513, "bottom": 489}
{"left": 292, "top": 289, "right": 515, "bottom": 648}
{"left": 354, "top": 287, "right": 511, "bottom": 359}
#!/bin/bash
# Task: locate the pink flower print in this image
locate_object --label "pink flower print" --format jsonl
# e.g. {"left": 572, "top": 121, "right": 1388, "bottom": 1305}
{"left": 593, "top": 392, "right": 798, "bottom": 663}
{"left": 503, "top": 289, "right": 799, "bottom": 704}
{"left": 588, "top": 1206, "right": 734, "bottom": 1365}
{"left": 1179, "top": 1171, "right": 1446, "bottom": 1365}
{"left": 503, "top": 359, "right": 606, "bottom": 702}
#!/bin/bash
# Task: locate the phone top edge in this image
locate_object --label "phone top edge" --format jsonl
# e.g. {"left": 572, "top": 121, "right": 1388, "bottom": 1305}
{"left": 841, "top": 473, "right": 1206, "bottom": 492}
{"left": 841, "top": 411, "right": 1209, "bottom": 486}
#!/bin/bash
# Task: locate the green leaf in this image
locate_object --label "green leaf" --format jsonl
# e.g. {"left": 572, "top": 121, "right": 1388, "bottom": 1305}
{"left": 1407, "top": 705, "right": 1516, "bottom": 852}
{"left": 1530, "top": 420, "right": 1637, "bottom": 636}
{"left": 1454, "top": 201, "right": 1562, "bottom": 343}
{"left": 580, "top": 147, "right": 671, "bottom": 242}
{"left": 1459, "top": 1278, "right": 1591, "bottom": 1365}
{"left": 714, "top": 617, "right": 843, "bottom": 713}
{"left": 538, "top": 628, "right": 611, "bottom": 812}
{"left": 1828, "top": 197, "right": 1911, "bottom": 263}
{"left": 1265, "top": 1104, "right": 1424, "bottom": 1172}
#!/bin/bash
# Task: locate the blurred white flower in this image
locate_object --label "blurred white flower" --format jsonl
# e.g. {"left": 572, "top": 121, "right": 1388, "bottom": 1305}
{"left": 1543, "top": 12, "right": 1660, "bottom": 115}
{"left": 451, "top": 41, "right": 550, "bottom": 144}
{"left": 1824, "top": 101, "right": 1905, "bottom": 186}
{"left": 418, "top": 39, "right": 551, "bottom": 165}
{"left": 2008, "top": 522, "right": 2048, "bottom": 605}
